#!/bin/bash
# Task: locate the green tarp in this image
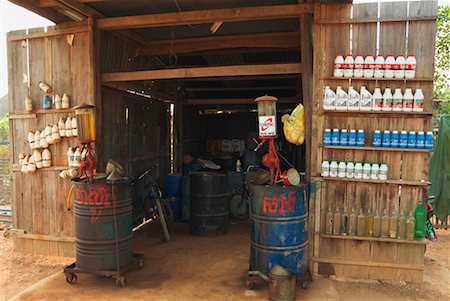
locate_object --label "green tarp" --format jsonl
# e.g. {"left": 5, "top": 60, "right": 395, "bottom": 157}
{"left": 429, "top": 114, "right": 450, "bottom": 222}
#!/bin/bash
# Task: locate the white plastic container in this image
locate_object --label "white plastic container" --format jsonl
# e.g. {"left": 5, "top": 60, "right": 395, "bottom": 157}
{"left": 45, "top": 125, "right": 53, "bottom": 144}
{"left": 67, "top": 147, "right": 74, "bottom": 167}
{"left": 354, "top": 161, "right": 363, "bottom": 179}
{"left": 42, "top": 149, "right": 51, "bottom": 168}
{"left": 370, "top": 162, "right": 379, "bottom": 180}
{"left": 347, "top": 86, "right": 360, "bottom": 111}
{"left": 323, "top": 86, "right": 336, "bottom": 110}
{"left": 338, "top": 160, "right": 347, "bottom": 178}
{"left": 333, "top": 54, "right": 345, "bottom": 77}
{"left": 394, "top": 54, "right": 406, "bottom": 79}
{"left": 382, "top": 88, "right": 393, "bottom": 111}
{"left": 379, "top": 162, "right": 388, "bottom": 180}
{"left": 384, "top": 54, "right": 396, "bottom": 78}
{"left": 335, "top": 86, "right": 348, "bottom": 110}
{"left": 362, "top": 162, "right": 371, "bottom": 179}
{"left": 374, "top": 54, "right": 385, "bottom": 79}
{"left": 21, "top": 156, "right": 29, "bottom": 173}
{"left": 27, "top": 156, "right": 36, "bottom": 173}
{"left": 40, "top": 131, "right": 48, "bottom": 149}
{"left": 33, "top": 149, "right": 43, "bottom": 169}
{"left": 74, "top": 148, "right": 82, "bottom": 167}
{"left": 392, "top": 88, "right": 403, "bottom": 111}
{"left": 413, "top": 89, "right": 424, "bottom": 112}
{"left": 402, "top": 88, "right": 414, "bottom": 112}
{"left": 363, "top": 53, "right": 375, "bottom": 78}
{"left": 346, "top": 160, "right": 355, "bottom": 178}
{"left": 372, "top": 88, "right": 383, "bottom": 111}
{"left": 359, "top": 86, "right": 372, "bottom": 111}
{"left": 330, "top": 160, "right": 338, "bottom": 178}
{"left": 65, "top": 117, "right": 73, "bottom": 137}
{"left": 321, "top": 160, "right": 330, "bottom": 177}
{"left": 343, "top": 53, "right": 354, "bottom": 78}
{"left": 58, "top": 118, "right": 66, "bottom": 137}
{"left": 34, "top": 131, "right": 41, "bottom": 149}
{"left": 71, "top": 117, "right": 78, "bottom": 137}
{"left": 405, "top": 54, "right": 416, "bottom": 79}
{"left": 353, "top": 54, "right": 364, "bottom": 78}
{"left": 52, "top": 124, "right": 61, "bottom": 143}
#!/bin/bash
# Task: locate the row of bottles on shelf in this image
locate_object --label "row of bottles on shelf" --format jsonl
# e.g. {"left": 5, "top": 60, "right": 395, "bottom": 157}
{"left": 59, "top": 147, "right": 86, "bottom": 179}
{"left": 333, "top": 53, "right": 416, "bottom": 79}
{"left": 325, "top": 203, "right": 426, "bottom": 240}
{"left": 323, "top": 128, "right": 433, "bottom": 149}
{"left": 321, "top": 160, "right": 388, "bottom": 180}
{"left": 25, "top": 81, "right": 71, "bottom": 111}
{"left": 323, "top": 86, "right": 424, "bottom": 112}
{"left": 28, "top": 117, "right": 77, "bottom": 150}
{"left": 18, "top": 149, "right": 52, "bottom": 173}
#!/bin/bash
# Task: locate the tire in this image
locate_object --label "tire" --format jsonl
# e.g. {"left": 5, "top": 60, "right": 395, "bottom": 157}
{"left": 229, "top": 192, "right": 249, "bottom": 220}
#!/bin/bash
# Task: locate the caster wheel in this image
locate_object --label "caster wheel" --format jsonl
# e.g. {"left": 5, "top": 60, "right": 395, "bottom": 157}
{"left": 246, "top": 278, "right": 254, "bottom": 290}
{"left": 116, "top": 276, "right": 126, "bottom": 287}
{"left": 138, "top": 259, "right": 144, "bottom": 269}
{"left": 65, "top": 273, "right": 77, "bottom": 284}
{"left": 3, "top": 229, "right": 10, "bottom": 238}
{"left": 301, "top": 281, "right": 310, "bottom": 289}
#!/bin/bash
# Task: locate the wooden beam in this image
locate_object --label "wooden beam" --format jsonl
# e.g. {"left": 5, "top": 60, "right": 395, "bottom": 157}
{"left": 182, "top": 98, "right": 297, "bottom": 105}
{"left": 102, "top": 63, "right": 302, "bottom": 82}
{"left": 135, "top": 32, "right": 300, "bottom": 56}
{"left": 182, "top": 74, "right": 299, "bottom": 82}
{"left": 96, "top": 4, "right": 314, "bottom": 30}
{"left": 185, "top": 86, "right": 296, "bottom": 92}
{"left": 8, "top": 0, "right": 70, "bottom": 23}
{"left": 8, "top": 25, "right": 92, "bottom": 42}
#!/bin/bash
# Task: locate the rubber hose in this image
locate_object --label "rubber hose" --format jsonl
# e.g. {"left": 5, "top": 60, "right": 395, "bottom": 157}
{"left": 67, "top": 184, "right": 74, "bottom": 211}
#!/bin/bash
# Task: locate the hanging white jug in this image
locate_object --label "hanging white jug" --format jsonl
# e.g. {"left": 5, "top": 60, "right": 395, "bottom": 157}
{"left": 55, "top": 94, "right": 62, "bottom": 110}
{"left": 45, "top": 125, "right": 54, "bottom": 144}
{"left": 67, "top": 147, "right": 74, "bottom": 167}
{"left": 40, "top": 131, "right": 49, "bottom": 148}
{"left": 21, "top": 155, "right": 29, "bottom": 173}
{"left": 27, "top": 156, "right": 36, "bottom": 173}
{"left": 71, "top": 117, "right": 78, "bottom": 137}
{"left": 52, "top": 124, "right": 61, "bottom": 143}
{"left": 28, "top": 132, "right": 35, "bottom": 150}
{"left": 33, "top": 149, "right": 43, "bottom": 169}
{"left": 34, "top": 130, "right": 41, "bottom": 149}
{"left": 42, "top": 149, "right": 52, "bottom": 168}
{"left": 65, "top": 117, "right": 73, "bottom": 137}
{"left": 58, "top": 117, "right": 66, "bottom": 137}
{"left": 73, "top": 148, "right": 82, "bottom": 167}
{"left": 62, "top": 93, "right": 70, "bottom": 109}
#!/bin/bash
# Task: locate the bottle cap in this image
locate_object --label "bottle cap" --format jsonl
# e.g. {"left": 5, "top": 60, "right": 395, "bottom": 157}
{"left": 378, "top": 54, "right": 383, "bottom": 56}
{"left": 398, "top": 54, "right": 404, "bottom": 57}
{"left": 388, "top": 54, "right": 394, "bottom": 56}
{"left": 337, "top": 53, "right": 343, "bottom": 56}
{"left": 384, "top": 130, "right": 390, "bottom": 133}
{"left": 392, "top": 130, "right": 399, "bottom": 133}
{"left": 357, "top": 53, "right": 362, "bottom": 56}
{"left": 358, "top": 129, "right": 364, "bottom": 133}
{"left": 347, "top": 53, "right": 353, "bottom": 56}
{"left": 408, "top": 54, "right": 415, "bottom": 57}
{"left": 325, "top": 128, "right": 331, "bottom": 132}
{"left": 367, "top": 53, "right": 373, "bottom": 56}
{"left": 341, "top": 129, "right": 347, "bottom": 132}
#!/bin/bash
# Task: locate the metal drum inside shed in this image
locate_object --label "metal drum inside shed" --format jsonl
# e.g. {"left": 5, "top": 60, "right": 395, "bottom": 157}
{"left": 73, "top": 178, "right": 133, "bottom": 271}
{"left": 190, "top": 172, "right": 229, "bottom": 236}
{"left": 249, "top": 184, "right": 308, "bottom": 276}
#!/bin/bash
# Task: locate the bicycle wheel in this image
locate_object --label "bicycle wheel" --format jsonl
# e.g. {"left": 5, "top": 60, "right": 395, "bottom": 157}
{"left": 229, "top": 192, "right": 249, "bottom": 220}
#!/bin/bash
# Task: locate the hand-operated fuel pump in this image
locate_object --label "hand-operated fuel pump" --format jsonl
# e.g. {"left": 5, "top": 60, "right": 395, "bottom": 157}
{"left": 74, "top": 104, "right": 96, "bottom": 179}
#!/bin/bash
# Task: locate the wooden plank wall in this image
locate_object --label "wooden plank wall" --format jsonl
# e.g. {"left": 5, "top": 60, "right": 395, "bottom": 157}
{"left": 8, "top": 24, "right": 95, "bottom": 256}
{"left": 311, "top": 1, "right": 437, "bottom": 282}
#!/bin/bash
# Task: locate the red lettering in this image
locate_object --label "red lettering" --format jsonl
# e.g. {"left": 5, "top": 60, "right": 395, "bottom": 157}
{"left": 74, "top": 185, "right": 116, "bottom": 224}
{"left": 262, "top": 191, "right": 297, "bottom": 215}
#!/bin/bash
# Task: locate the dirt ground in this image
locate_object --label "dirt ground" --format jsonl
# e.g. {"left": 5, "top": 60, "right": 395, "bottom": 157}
{"left": 0, "top": 224, "right": 448, "bottom": 301}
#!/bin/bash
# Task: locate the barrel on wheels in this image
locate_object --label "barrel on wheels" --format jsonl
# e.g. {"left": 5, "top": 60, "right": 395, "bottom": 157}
{"left": 249, "top": 184, "right": 308, "bottom": 276}
{"left": 190, "top": 172, "right": 229, "bottom": 236}
{"left": 73, "top": 178, "right": 133, "bottom": 271}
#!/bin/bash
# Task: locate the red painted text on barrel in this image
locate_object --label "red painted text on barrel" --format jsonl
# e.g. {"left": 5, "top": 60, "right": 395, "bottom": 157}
{"left": 75, "top": 186, "right": 116, "bottom": 224}
{"left": 262, "top": 191, "right": 296, "bottom": 214}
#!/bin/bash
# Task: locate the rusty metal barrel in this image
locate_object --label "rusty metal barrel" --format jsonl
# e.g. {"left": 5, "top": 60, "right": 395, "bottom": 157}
{"left": 73, "top": 178, "right": 133, "bottom": 271}
{"left": 249, "top": 184, "right": 308, "bottom": 276}
{"left": 190, "top": 172, "right": 229, "bottom": 236}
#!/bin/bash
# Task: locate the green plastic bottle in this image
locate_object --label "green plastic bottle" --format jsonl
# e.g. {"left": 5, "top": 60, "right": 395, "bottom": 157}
{"left": 414, "top": 203, "right": 426, "bottom": 238}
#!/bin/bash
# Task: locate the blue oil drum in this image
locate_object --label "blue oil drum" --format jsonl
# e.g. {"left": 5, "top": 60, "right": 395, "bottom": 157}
{"left": 249, "top": 184, "right": 308, "bottom": 276}
{"left": 164, "top": 174, "right": 183, "bottom": 219}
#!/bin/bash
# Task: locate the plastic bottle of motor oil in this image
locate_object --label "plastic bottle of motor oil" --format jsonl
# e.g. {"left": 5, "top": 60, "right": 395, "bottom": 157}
{"left": 425, "top": 131, "right": 434, "bottom": 149}
{"left": 384, "top": 54, "right": 396, "bottom": 78}
{"left": 372, "top": 88, "right": 383, "bottom": 111}
{"left": 394, "top": 54, "right": 406, "bottom": 79}
{"left": 391, "top": 130, "right": 399, "bottom": 148}
{"left": 329, "top": 160, "right": 338, "bottom": 178}
{"left": 374, "top": 54, "right": 385, "bottom": 78}
{"left": 363, "top": 54, "right": 375, "bottom": 78}
{"left": 372, "top": 130, "right": 382, "bottom": 147}
{"left": 362, "top": 162, "right": 371, "bottom": 179}
{"left": 344, "top": 53, "right": 354, "bottom": 78}
{"left": 402, "top": 88, "right": 414, "bottom": 112}
{"left": 323, "top": 86, "right": 336, "bottom": 110}
{"left": 333, "top": 54, "right": 345, "bottom": 77}
{"left": 392, "top": 88, "right": 403, "bottom": 111}
{"left": 382, "top": 130, "right": 391, "bottom": 148}
{"left": 370, "top": 162, "right": 379, "bottom": 180}
{"left": 382, "top": 88, "right": 393, "bottom": 111}
{"left": 348, "top": 129, "right": 357, "bottom": 146}
{"left": 354, "top": 54, "right": 364, "bottom": 78}
{"left": 416, "top": 131, "right": 425, "bottom": 149}
{"left": 413, "top": 89, "right": 424, "bottom": 112}
{"left": 346, "top": 160, "right": 354, "bottom": 178}
{"left": 359, "top": 86, "right": 372, "bottom": 111}
{"left": 335, "top": 86, "right": 348, "bottom": 110}
{"left": 399, "top": 130, "right": 408, "bottom": 148}
{"left": 354, "top": 161, "right": 363, "bottom": 179}
{"left": 408, "top": 131, "right": 417, "bottom": 148}
{"left": 357, "top": 129, "right": 365, "bottom": 146}
{"left": 347, "top": 86, "right": 360, "bottom": 110}
{"left": 405, "top": 54, "right": 416, "bottom": 79}
{"left": 340, "top": 129, "right": 348, "bottom": 146}
{"left": 321, "top": 160, "right": 330, "bottom": 177}
{"left": 379, "top": 162, "right": 388, "bottom": 180}
{"left": 338, "top": 160, "right": 347, "bottom": 178}
{"left": 332, "top": 128, "right": 340, "bottom": 146}
{"left": 323, "top": 128, "right": 332, "bottom": 146}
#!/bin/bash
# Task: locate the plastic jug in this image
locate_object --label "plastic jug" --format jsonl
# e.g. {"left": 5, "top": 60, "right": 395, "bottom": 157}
{"left": 334, "top": 54, "right": 344, "bottom": 77}
{"left": 323, "top": 129, "right": 332, "bottom": 146}
{"left": 363, "top": 54, "right": 374, "bottom": 78}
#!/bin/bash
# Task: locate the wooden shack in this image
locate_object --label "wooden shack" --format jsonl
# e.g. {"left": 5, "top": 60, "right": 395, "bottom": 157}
{"left": 7, "top": 0, "right": 437, "bottom": 283}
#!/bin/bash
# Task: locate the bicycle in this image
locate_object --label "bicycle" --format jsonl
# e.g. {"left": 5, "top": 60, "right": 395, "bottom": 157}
{"left": 229, "top": 165, "right": 262, "bottom": 220}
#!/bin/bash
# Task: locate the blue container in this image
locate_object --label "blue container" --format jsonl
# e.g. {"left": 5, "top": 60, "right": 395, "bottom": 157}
{"left": 416, "top": 131, "right": 425, "bottom": 149}
{"left": 348, "top": 130, "right": 357, "bottom": 146}
{"left": 340, "top": 130, "right": 348, "bottom": 146}
{"left": 164, "top": 174, "right": 183, "bottom": 219}
{"left": 382, "top": 130, "right": 391, "bottom": 147}
{"left": 391, "top": 131, "right": 399, "bottom": 148}
{"left": 399, "top": 131, "right": 408, "bottom": 148}
{"left": 331, "top": 129, "right": 340, "bottom": 146}
{"left": 323, "top": 129, "right": 332, "bottom": 146}
{"left": 181, "top": 175, "right": 190, "bottom": 221}
{"left": 356, "top": 130, "right": 365, "bottom": 147}
{"left": 408, "top": 131, "right": 417, "bottom": 148}
{"left": 249, "top": 184, "right": 308, "bottom": 276}
{"left": 372, "top": 130, "right": 381, "bottom": 147}
{"left": 425, "top": 131, "right": 434, "bottom": 149}
{"left": 43, "top": 95, "right": 51, "bottom": 110}
{"left": 183, "top": 164, "right": 202, "bottom": 175}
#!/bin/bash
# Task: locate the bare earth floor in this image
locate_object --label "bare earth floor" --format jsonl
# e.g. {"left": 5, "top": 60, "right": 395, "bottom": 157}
{"left": 1, "top": 221, "right": 449, "bottom": 301}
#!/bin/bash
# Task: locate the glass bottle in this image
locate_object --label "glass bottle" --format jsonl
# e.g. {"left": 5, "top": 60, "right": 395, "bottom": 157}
{"left": 406, "top": 210, "right": 415, "bottom": 240}
{"left": 398, "top": 210, "right": 407, "bottom": 239}
{"left": 333, "top": 207, "right": 342, "bottom": 235}
{"left": 373, "top": 209, "right": 381, "bottom": 237}
{"left": 326, "top": 206, "right": 333, "bottom": 234}
{"left": 365, "top": 208, "right": 374, "bottom": 237}
{"left": 348, "top": 207, "right": 357, "bottom": 236}
{"left": 357, "top": 208, "right": 365, "bottom": 237}
{"left": 389, "top": 210, "right": 398, "bottom": 239}
{"left": 341, "top": 206, "right": 349, "bottom": 235}
{"left": 381, "top": 208, "right": 390, "bottom": 238}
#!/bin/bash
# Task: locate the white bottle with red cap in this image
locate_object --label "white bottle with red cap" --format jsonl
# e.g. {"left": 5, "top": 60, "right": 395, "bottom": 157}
{"left": 402, "top": 88, "right": 414, "bottom": 112}
{"left": 394, "top": 54, "right": 406, "bottom": 79}
{"left": 384, "top": 54, "right": 396, "bottom": 78}
{"left": 413, "top": 89, "right": 424, "bottom": 112}
{"left": 354, "top": 54, "right": 364, "bottom": 78}
{"left": 363, "top": 54, "right": 375, "bottom": 78}
{"left": 372, "top": 88, "right": 383, "bottom": 111}
{"left": 343, "top": 53, "right": 354, "bottom": 78}
{"left": 405, "top": 54, "right": 416, "bottom": 79}
{"left": 392, "top": 88, "right": 403, "bottom": 111}
{"left": 382, "top": 88, "right": 393, "bottom": 111}
{"left": 374, "top": 54, "right": 385, "bottom": 79}
{"left": 334, "top": 54, "right": 345, "bottom": 77}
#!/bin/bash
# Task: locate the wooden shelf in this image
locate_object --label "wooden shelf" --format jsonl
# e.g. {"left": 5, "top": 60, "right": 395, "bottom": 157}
{"left": 322, "top": 145, "right": 432, "bottom": 153}
{"left": 11, "top": 165, "right": 68, "bottom": 172}
{"left": 319, "top": 110, "right": 432, "bottom": 118}
{"left": 9, "top": 109, "right": 75, "bottom": 119}
{"left": 320, "top": 233, "right": 427, "bottom": 245}
{"left": 312, "top": 176, "right": 430, "bottom": 186}
{"left": 320, "top": 76, "right": 434, "bottom": 82}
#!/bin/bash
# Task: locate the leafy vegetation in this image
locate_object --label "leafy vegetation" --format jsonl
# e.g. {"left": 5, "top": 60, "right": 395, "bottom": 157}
{"left": 435, "top": 5, "right": 450, "bottom": 99}
{"left": 0, "top": 114, "right": 9, "bottom": 142}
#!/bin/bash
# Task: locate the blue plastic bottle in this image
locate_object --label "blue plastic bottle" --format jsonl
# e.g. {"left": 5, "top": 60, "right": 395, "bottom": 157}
{"left": 340, "top": 129, "right": 348, "bottom": 146}
{"left": 357, "top": 129, "right": 365, "bottom": 147}
{"left": 399, "top": 130, "right": 408, "bottom": 148}
{"left": 391, "top": 130, "right": 399, "bottom": 148}
{"left": 323, "top": 129, "right": 332, "bottom": 146}
{"left": 331, "top": 128, "right": 340, "bottom": 146}
{"left": 42, "top": 95, "right": 51, "bottom": 110}
{"left": 416, "top": 131, "right": 425, "bottom": 149}
{"left": 382, "top": 130, "right": 391, "bottom": 148}
{"left": 425, "top": 131, "right": 434, "bottom": 149}
{"left": 372, "top": 130, "right": 381, "bottom": 147}
{"left": 408, "top": 131, "right": 417, "bottom": 148}
{"left": 348, "top": 129, "right": 357, "bottom": 146}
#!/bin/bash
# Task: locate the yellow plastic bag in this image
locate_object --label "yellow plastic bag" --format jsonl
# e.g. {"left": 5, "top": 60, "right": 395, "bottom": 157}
{"left": 281, "top": 103, "right": 305, "bottom": 145}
